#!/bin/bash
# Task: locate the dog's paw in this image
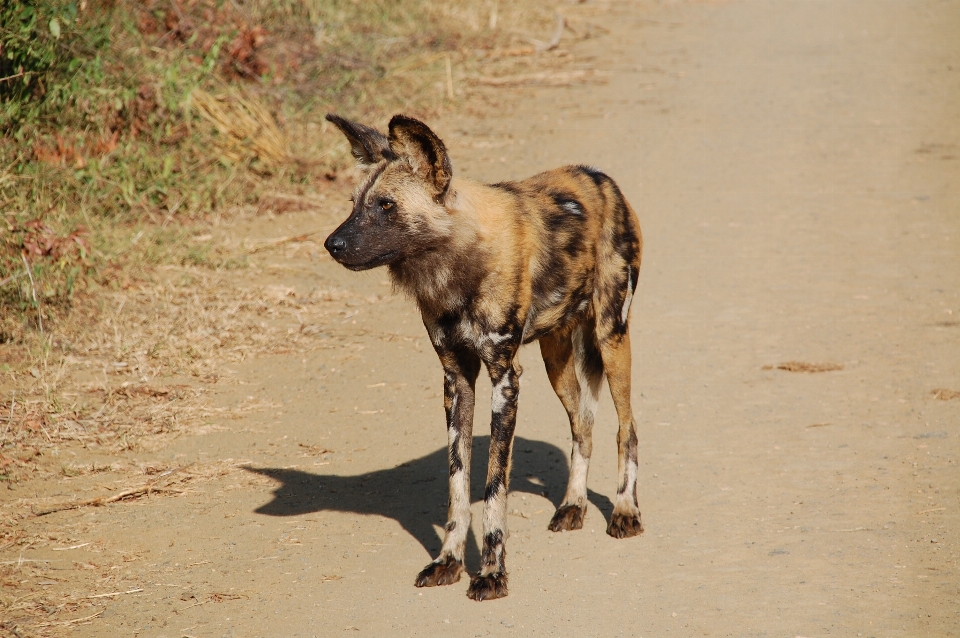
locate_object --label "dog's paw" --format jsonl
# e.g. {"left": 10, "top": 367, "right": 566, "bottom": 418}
{"left": 606, "top": 510, "right": 644, "bottom": 538}
{"left": 547, "top": 504, "right": 586, "bottom": 532}
{"left": 414, "top": 556, "right": 464, "bottom": 587}
{"left": 466, "top": 572, "right": 508, "bottom": 601}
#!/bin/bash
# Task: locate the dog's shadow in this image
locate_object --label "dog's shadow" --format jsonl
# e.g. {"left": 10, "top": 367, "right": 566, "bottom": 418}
{"left": 246, "top": 436, "right": 613, "bottom": 570}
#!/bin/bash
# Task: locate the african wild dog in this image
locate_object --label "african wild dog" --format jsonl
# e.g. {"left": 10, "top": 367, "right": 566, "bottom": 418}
{"left": 323, "top": 114, "right": 643, "bottom": 601}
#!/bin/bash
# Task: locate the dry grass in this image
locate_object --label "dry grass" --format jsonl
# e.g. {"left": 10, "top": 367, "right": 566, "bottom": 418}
{"left": 190, "top": 89, "right": 289, "bottom": 166}
{"left": 0, "top": 235, "right": 381, "bottom": 482}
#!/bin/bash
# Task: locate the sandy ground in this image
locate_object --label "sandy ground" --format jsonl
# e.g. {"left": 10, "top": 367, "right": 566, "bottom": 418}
{"left": 4, "top": 0, "right": 960, "bottom": 636}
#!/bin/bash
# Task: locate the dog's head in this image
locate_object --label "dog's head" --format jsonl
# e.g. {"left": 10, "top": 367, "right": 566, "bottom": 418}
{"left": 323, "top": 114, "right": 454, "bottom": 271}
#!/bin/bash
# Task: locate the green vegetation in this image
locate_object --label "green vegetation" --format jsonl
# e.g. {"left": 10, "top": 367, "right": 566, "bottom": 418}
{"left": 0, "top": 0, "right": 555, "bottom": 342}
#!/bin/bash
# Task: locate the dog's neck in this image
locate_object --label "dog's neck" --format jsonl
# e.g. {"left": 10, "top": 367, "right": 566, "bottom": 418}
{"left": 388, "top": 182, "right": 488, "bottom": 318}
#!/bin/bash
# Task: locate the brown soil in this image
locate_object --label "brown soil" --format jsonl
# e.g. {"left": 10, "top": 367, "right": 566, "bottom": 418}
{"left": 3, "top": 0, "right": 959, "bottom": 636}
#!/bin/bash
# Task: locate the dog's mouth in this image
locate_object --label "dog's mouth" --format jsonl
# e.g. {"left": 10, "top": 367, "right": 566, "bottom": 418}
{"left": 341, "top": 251, "right": 399, "bottom": 271}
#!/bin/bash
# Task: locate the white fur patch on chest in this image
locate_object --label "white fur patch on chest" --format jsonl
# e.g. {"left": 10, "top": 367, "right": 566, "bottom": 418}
{"left": 485, "top": 331, "right": 512, "bottom": 345}
{"left": 456, "top": 319, "right": 513, "bottom": 352}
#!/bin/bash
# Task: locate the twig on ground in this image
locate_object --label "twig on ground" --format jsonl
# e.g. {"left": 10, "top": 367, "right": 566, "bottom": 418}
{"left": 771, "top": 361, "right": 844, "bottom": 373}
{"left": 177, "top": 599, "right": 208, "bottom": 613}
{"left": 0, "top": 71, "right": 27, "bottom": 84}
{"left": 52, "top": 542, "right": 92, "bottom": 551}
{"left": 33, "top": 609, "right": 104, "bottom": 627}
{"left": 32, "top": 464, "right": 194, "bottom": 516}
{"left": 87, "top": 588, "right": 144, "bottom": 599}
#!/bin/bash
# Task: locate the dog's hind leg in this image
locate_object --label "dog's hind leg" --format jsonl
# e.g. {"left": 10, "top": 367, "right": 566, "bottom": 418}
{"left": 540, "top": 322, "right": 604, "bottom": 532}
{"left": 415, "top": 345, "right": 481, "bottom": 588}
{"left": 592, "top": 184, "right": 643, "bottom": 538}
{"left": 598, "top": 328, "right": 644, "bottom": 538}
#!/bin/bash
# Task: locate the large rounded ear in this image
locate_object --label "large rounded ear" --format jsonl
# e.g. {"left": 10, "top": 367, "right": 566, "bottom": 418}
{"left": 387, "top": 115, "right": 452, "bottom": 199}
{"left": 326, "top": 114, "right": 396, "bottom": 167}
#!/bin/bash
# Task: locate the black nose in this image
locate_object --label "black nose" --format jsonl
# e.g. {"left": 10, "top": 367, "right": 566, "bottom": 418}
{"left": 325, "top": 235, "right": 346, "bottom": 255}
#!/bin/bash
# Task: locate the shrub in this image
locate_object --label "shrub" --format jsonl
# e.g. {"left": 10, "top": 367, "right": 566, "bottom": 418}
{"left": 0, "top": 1, "right": 112, "bottom": 133}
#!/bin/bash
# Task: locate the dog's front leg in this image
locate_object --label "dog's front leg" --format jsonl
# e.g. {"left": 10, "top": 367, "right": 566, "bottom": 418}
{"left": 415, "top": 345, "right": 481, "bottom": 588}
{"left": 467, "top": 342, "right": 521, "bottom": 601}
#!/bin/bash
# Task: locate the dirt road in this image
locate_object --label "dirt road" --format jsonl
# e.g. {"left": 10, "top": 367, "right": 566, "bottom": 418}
{"left": 6, "top": 0, "right": 959, "bottom": 636}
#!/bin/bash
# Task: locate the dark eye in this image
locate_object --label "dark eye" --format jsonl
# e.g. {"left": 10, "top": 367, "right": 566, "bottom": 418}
{"left": 379, "top": 199, "right": 394, "bottom": 211}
